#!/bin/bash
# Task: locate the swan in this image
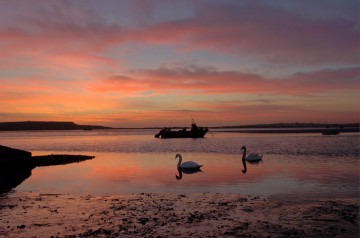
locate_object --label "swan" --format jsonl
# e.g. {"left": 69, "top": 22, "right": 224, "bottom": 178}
{"left": 175, "top": 154, "right": 203, "bottom": 169}
{"left": 241, "top": 146, "right": 263, "bottom": 164}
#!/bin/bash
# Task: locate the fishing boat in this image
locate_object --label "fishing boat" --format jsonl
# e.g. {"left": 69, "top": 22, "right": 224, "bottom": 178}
{"left": 155, "top": 120, "right": 208, "bottom": 138}
{"left": 321, "top": 129, "right": 340, "bottom": 135}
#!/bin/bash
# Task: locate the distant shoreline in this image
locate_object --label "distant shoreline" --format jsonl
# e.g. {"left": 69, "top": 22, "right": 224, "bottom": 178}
{"left": 214, "top": 127, "right": 359, "bottom": 134}
{"left": 0, "top": 121, "right": 111, "bottom": 131}
{"left": 0, "top": 121, "right": 358, "bottom": 132}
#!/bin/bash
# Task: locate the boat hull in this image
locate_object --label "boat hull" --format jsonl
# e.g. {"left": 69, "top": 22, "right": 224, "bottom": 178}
{"left": 156, "top": 129, "right": 208, "bottom": 138}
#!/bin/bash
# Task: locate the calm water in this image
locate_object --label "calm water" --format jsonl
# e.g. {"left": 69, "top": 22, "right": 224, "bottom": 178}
{"left": 0, "top": 129, "right": 359, "bottom": 198}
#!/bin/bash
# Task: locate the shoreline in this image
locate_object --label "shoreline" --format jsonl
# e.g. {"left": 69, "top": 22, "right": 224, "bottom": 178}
{"left": 0, "top": 192, "right": 358, "bottom": 237}
{"left": 214, "top": 128, "right": 359, "bottom": 134}
{"left": 1, "top": 128, "right": 359, "bottom": 134}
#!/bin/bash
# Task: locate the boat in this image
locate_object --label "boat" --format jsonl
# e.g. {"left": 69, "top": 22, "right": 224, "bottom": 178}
{"left": 322, "top": 129, "right": 340, "bottom": 135}
{"left": 155, "top": 120, "right": 208, "bottom": 138}
{"left": 321, "top": 126, "right": 340, "bottom": 135}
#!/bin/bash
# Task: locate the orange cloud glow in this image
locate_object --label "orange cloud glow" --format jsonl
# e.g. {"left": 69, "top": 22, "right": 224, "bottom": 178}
{"left": 0, "top": 1, "right": 358, "bottom": 127}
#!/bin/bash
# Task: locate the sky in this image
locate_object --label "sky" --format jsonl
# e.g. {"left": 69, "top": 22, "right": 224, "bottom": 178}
{"left": 0, "top": 0, "right": 359, "bottom": 127}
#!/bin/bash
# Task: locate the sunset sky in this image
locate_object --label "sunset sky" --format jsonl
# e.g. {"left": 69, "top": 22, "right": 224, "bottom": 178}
{"left": 0, "top": 0, "right": 359, "bottom": 127}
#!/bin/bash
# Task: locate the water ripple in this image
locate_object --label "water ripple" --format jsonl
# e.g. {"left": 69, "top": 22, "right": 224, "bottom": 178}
{"left": 0, "top": 130, "right": 358, "bottom": 159}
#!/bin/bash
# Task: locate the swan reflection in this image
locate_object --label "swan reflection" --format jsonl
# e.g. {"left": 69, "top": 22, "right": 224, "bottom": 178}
{"left": 175, "top": 167, "right": 202, "bottom": 180}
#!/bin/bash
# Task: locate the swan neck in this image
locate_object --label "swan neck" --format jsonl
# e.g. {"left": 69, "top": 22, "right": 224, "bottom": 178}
{"left": 242, "top": 148, "right": 246, "bottom": 160}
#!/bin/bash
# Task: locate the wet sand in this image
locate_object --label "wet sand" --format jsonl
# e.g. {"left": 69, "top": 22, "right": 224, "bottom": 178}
{"left": 0, "top": 192, "right": 358, "bottom": 237}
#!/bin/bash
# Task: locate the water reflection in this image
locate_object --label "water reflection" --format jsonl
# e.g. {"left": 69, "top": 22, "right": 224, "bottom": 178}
{"left": 0, "top": 154, "right": 94, "bottom": 194}
{"left": 175, "top": 167, "right": 202, "bottom": 180}
{"left": 242, "top": 157, "right": 247, "bottom": 174}
{"left": 0, "top": 165, "right": 35, "bottom": 194}
{"left": 241, "top": 159, "right": 263, "bottom": 174}
{"left": 9, "top": 151, "right": 359, "bottom": 198}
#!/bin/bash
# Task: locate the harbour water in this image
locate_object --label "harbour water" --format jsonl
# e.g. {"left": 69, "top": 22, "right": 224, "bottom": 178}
{"left": 0, "top": 130, "right": 359, "bottom": 198}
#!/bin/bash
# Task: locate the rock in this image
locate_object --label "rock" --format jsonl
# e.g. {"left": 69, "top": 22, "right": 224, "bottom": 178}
{"left": 0, "top": 145, "right": 32, "bottom": 167}
{"left": 138, "top": 218, "right": 149, "bottom": 225}
{"left": 17, "top": 225, "right": 26, "bottom": 229}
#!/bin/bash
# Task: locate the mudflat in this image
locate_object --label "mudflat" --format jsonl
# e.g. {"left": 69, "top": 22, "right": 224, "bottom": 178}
{"left": 0, "top": 192, "right": 358, "bottom": 237}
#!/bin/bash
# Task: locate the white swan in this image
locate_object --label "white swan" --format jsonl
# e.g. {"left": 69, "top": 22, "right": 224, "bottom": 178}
{"left": 175, "top": 154, "right": 203, "bottom": 169}
{"left": 241, "top": 146, "right": 263, "bottom": 163}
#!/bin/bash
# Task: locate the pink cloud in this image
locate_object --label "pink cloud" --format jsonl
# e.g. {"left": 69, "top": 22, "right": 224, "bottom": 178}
{"left": 282, "top": 67, "right": 360, "bottom": 94}
{"left": 0, "top": 1, "right": 358, "bottom": 126}
{"left": 134, "top": 3, "right": 358, "bottom": 64}
{"left": 177, "top": 102, "right": 358, "bottom": 126}
{"left": 0, "top": 2, "right": 357, "bottom": 67}
{"left": 90, "top": 65, "right": 359, "bottom": 96}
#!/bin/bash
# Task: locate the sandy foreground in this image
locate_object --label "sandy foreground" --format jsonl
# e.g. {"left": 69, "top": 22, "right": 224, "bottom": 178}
{"left": 0, "top": 192, "right": 358, "bottom": 238}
